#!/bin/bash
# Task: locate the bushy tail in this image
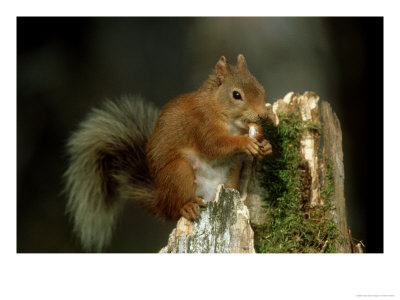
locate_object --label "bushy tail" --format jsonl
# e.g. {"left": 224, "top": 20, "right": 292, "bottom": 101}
{"left": 64, "top": 95, "right": 160, "bottom": 252}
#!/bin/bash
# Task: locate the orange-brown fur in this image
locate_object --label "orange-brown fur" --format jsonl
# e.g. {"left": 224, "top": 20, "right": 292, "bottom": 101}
{"left": 146, "top": 54, "right": 272, "bottom": 221}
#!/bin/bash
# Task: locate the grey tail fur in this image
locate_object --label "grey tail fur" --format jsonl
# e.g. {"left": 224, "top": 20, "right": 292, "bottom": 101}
{"left": 64, "top": 95, "right": 160, "bottom": 252}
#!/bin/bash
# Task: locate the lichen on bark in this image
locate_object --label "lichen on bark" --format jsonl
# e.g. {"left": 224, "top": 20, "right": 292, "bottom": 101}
{"left": 160, "top": 185, "right": 255, "bottom": 253}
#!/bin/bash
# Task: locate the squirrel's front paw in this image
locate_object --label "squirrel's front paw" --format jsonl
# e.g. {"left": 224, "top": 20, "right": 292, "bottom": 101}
{"left": 180, "top": 197, "right": 206, "bottom": 221}
{"left": 241, "top": 135, "right": 264, "bottom": 159}
{"left": 259, "top": 139, "right": 272, "bottom": 156}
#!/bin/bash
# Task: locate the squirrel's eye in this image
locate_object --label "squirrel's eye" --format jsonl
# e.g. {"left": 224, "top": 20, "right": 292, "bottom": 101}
{"left": 232, "top": 91, "right": 242, "bottom": 100}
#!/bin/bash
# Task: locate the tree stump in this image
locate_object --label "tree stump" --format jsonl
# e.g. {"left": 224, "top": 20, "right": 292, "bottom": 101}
{"left": 160, "top": 185, "right": 255, "bottom": 253}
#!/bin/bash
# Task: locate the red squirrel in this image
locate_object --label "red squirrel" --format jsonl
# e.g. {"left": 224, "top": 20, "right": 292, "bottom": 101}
{"left": 65, "top": 54, "right": 273, "bottom": 251}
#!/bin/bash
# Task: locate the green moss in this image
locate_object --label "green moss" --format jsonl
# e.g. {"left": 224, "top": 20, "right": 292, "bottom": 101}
{"left": 253, "top": 110, "right": 340, "bottom": 253}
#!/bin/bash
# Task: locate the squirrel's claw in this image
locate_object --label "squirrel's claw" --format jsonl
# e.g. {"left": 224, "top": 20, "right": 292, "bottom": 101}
{"left": 247, "top": 137, "right": 263, "bottom": 159}
{"left": 180, "top": 197, "right": 206, "bottom": 221}
{"left": 259, "top": 139, "right": 272, "bottom": 156}
{"left": 193, "top": 197, "right": 207, "bottom": 208}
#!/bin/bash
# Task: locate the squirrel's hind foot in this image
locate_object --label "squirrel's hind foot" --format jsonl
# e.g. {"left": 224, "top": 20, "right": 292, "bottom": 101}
{"left": 179, "top": 197, "right": 206, "bottom": 221}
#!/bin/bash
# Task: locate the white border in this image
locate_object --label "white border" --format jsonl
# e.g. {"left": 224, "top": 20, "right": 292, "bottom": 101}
{"left": 2, "top": 1, "right": 399, "bottom": 299}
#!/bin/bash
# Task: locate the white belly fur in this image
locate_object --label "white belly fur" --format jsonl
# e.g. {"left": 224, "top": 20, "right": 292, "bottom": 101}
{"left": 184, "top": 121, "right": 246, "bottom": 202}
{"left": 184, "top": 153, "right": 237, "bottom": 202}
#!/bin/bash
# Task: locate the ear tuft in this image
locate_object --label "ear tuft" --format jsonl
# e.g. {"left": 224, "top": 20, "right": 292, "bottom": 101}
{"left": 219, "top": 56, "right": 227, "bottom": 65}
{"left": 237, "top": 54, "right": 247, "bottom": 70}
{"left": 215, "top": 56, "right": 229, "bottom": 86}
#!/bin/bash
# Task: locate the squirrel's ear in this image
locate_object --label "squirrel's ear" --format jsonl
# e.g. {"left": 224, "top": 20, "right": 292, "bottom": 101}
{"left": 237, "top": 54, "right": 248, "bottom": 70}
{"left": 215, "top": 56, "right": 230, "bottom": 86}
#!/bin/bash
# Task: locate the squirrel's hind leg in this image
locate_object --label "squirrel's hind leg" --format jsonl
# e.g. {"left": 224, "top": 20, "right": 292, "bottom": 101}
{"left": 153, "top": 157, "right": 205, "bottom": 221}
{"left": 225, "top": 160, "right": 243, "bottom": 191}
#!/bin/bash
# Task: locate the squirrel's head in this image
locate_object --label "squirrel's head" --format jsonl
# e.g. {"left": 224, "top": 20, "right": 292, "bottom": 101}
{"left": 211, "top": 54, "right": 274, "bottom": 132}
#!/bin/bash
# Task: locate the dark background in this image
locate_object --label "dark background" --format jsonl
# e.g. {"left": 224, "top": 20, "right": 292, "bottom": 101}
{"left": 17, "top": 17, "right": 383, "bottom": 253}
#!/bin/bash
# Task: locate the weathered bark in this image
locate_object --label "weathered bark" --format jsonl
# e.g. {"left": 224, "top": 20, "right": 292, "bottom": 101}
{"left": 160, "top": 185, "right": 255, "bottom": 253}
{"left": 320, "top": 101, "right": 353, "bottom": 252}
